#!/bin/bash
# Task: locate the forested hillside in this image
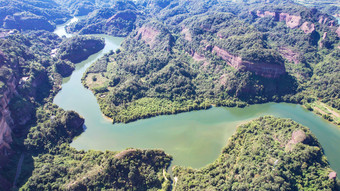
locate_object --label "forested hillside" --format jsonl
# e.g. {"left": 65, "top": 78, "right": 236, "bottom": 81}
{"left": 0, "top": 29, "right": 172, "bottom": 190}
{"left": 173, "top": 116, "right": 338, "bottom": 190}
{"left": 84, "top": 0, "right": 340, "bottom": 124}
{"left": 0, "top": 0, "right": 71, "bottom": 31}
{"left": 58, "top": 35, "right": 105, "bottom": 63}
{"left": 0, "top": 0, "right": 339, "bottom": 190}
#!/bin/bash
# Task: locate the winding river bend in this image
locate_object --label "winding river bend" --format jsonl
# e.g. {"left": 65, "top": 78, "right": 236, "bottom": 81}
{"left": 53, "top": 18, "right": 340, "bottom": 173}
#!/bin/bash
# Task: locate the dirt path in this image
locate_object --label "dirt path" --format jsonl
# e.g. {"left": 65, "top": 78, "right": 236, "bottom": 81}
{"left": 13, "top": 153, "right": 24, "bottom": 189}
{"left": 163, "top": 169, "right": 168, "bottom": 181}
{"left": 318, "top": 102, "right": 340, "bottom": 118}
{"left": 173, "top": 176, "right": 178, "bottom": 191}
{"left": 313, "top": 106, "right": 327, "bottom": 116}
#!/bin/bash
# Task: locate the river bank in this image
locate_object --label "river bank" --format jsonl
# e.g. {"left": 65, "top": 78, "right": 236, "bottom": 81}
{"left": 53, "top": 18, "right": 340, "bottom": 173}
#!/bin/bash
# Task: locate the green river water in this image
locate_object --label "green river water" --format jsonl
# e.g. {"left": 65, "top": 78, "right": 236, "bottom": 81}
{"left": 53, "top": 19, "right": 340, "bottom": 172}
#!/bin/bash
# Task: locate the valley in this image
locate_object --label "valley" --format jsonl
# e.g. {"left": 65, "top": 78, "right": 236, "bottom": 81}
{"left": 0, "top": 0, "right": 339, "bottom": 190}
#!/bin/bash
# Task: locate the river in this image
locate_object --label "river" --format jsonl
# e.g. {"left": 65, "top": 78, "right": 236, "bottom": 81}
{"left": 53, "top": 18, "right": 340, "bottom": 172}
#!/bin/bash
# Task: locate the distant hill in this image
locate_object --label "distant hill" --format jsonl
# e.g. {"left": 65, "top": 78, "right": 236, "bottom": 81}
{"left": 0, "top": 0, "right": 71, "bottom": 31}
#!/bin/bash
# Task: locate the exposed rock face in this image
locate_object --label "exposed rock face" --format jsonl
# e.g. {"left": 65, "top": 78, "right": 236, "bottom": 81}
{"left": 181, "top": 27, "right": 192, "bottom": 41}
{"left": 300, "top": 22, "right": 315, "bottom": 34}
{"left": 0, "top": 75, "right": 17, "bottom": 159}
{"left": 136, "top": 26, "right": 160, "bottom": 48}
{"left": 278, "top": 47, "right": 300, "bottom": 64}
{"left": 328, "top": 171, "right": 337, "bottom": 180}
{"left": 135, "top": 23, "right": 173, "bottom": 51}
{"left": 219, "top": 74, "right": 227, "bottom": 86}
{"left": 319, "top": 16, "right": 328, "bottom": 25}
{"left": 256, "top": 10, "right": 279, "bottom": 20}
{"left": 114, "top": 149, "right": 137, "bottom": 159}
{"left": 213, "top": 46, "right": 286, "bottom": 78}
{"left": 319, "top": 32, "right": 328, "bottom": 48}
{"left": 213, "top": 46, "right": 242, "bottom": 68}
{"left": 192, "top": 52, "right": 206, "bottom": 62}
{"left": 3, "top": 12, "right": 54, "bottom": 31}
{"left": 285, "top": 130, "right": 307, "bottom": 151}
{"left": 280, "top": 13, "right": 301, "bottom": 29}
{"left": 322, "top": 32, "right": 327, "bottom": 40}
{"left": 318, "top": 16, "right": 336, "bottom": 27}
{"left": 256, "top": 11, "right": 301, "bottom": 29}
{"left": 336, "top": 27, "right": 340, "bottom": 38}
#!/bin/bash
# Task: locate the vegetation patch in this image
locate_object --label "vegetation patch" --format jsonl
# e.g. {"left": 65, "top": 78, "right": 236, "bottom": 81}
{"left": 173, "top": 116, "right": 338, "bottom": 190}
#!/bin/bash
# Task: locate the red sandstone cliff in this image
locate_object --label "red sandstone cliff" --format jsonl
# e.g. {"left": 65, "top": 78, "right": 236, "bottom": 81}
{"left": 336, "top": 27, "right": 340, "bottom": 38}
{"left": 300, "top": 22, "right": 315, "bottom": 34}
{"left": 136, "top": 26, "right": 160, "bottom": 48}
{"left": 256, "top": 10, "right": 301, "bottom": 29}
{"left": 135, "top": 23, "right": 173, "bottom": 51}
{"left": 0, "top": 75, "right": 17, "bottom": 158}
{"left": 213, "top": 46, "right": 286, "bottom": 78}
{"left": 278, "top": 47, "right": 300, "bottom": 64}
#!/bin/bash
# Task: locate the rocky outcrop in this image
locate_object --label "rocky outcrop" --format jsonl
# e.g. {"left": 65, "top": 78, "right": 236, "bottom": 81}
{"left": 213, "top": 46, "right": 242, "bottom": 68}
{"left": 192, "top": 52, "right": 206, "bottom": 62}
{"left": 256, "top": 10, "right": 278, "bottom": 19}
{"left": 278, "top": 47, "right": 300, "bottom": 64}
{"left": 3, "top": 12, "right": 55, "bottom": 32}
{"left": 300, "top": 22, "right": 315, "bottom": 34}
{"left": 0, "top": 75, "right": 17, "bottom": 159}
{"left": 256, "top": 11, "right": 301, "bottom": 29}
{"left": 136, "top": 26, "right": 160, "bottom": 48}
{"left": 191, "top": 51, "right": 209, "bottom": 70}
{"left": 135, "top": 23, "right": 173, "bottom": 51}
{"left": 319, "top": 32, "right": 328, "bottom": 48}
{"left": 213, "top": 46, "right": 286, "bottom": 78}
{"left": 280, "top": 13, "right": 301, "bottom": 29}
{"left": 285, "top": 130, "right": 309, "bottom": 151}
{"left": 336, "top": 27, "right": 340, "bottom": 38}
{"left": 328, "top": 171, "right": 337, "bottom": 180}
{"left": 181, "top": 27, "right": 192, "bottom": 41}
{"left": 318, "top": 16, "right": 335, "bottom": 27}
{"left": 114, "top": 149, "right": 137, "bottom": 159}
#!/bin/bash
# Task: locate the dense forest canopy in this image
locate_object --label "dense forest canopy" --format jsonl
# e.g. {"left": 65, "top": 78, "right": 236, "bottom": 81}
{"left": 174, "top": 116, "right": 337, "bottom": 190}
{"left": 81, "top": 0, "right": 340, "bottom": 125}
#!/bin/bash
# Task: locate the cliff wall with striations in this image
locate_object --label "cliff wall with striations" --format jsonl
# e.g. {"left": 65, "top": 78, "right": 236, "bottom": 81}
{"left": 0, "top": 59, "right": 18, "bottom": 163}
{"left": 213, "top": 46, "right": 286, "bottom": 78}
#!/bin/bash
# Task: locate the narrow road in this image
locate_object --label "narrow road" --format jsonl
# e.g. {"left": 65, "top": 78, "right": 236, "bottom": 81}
{"left": 13, "top": 153, "right": 24, "bottom": 189}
